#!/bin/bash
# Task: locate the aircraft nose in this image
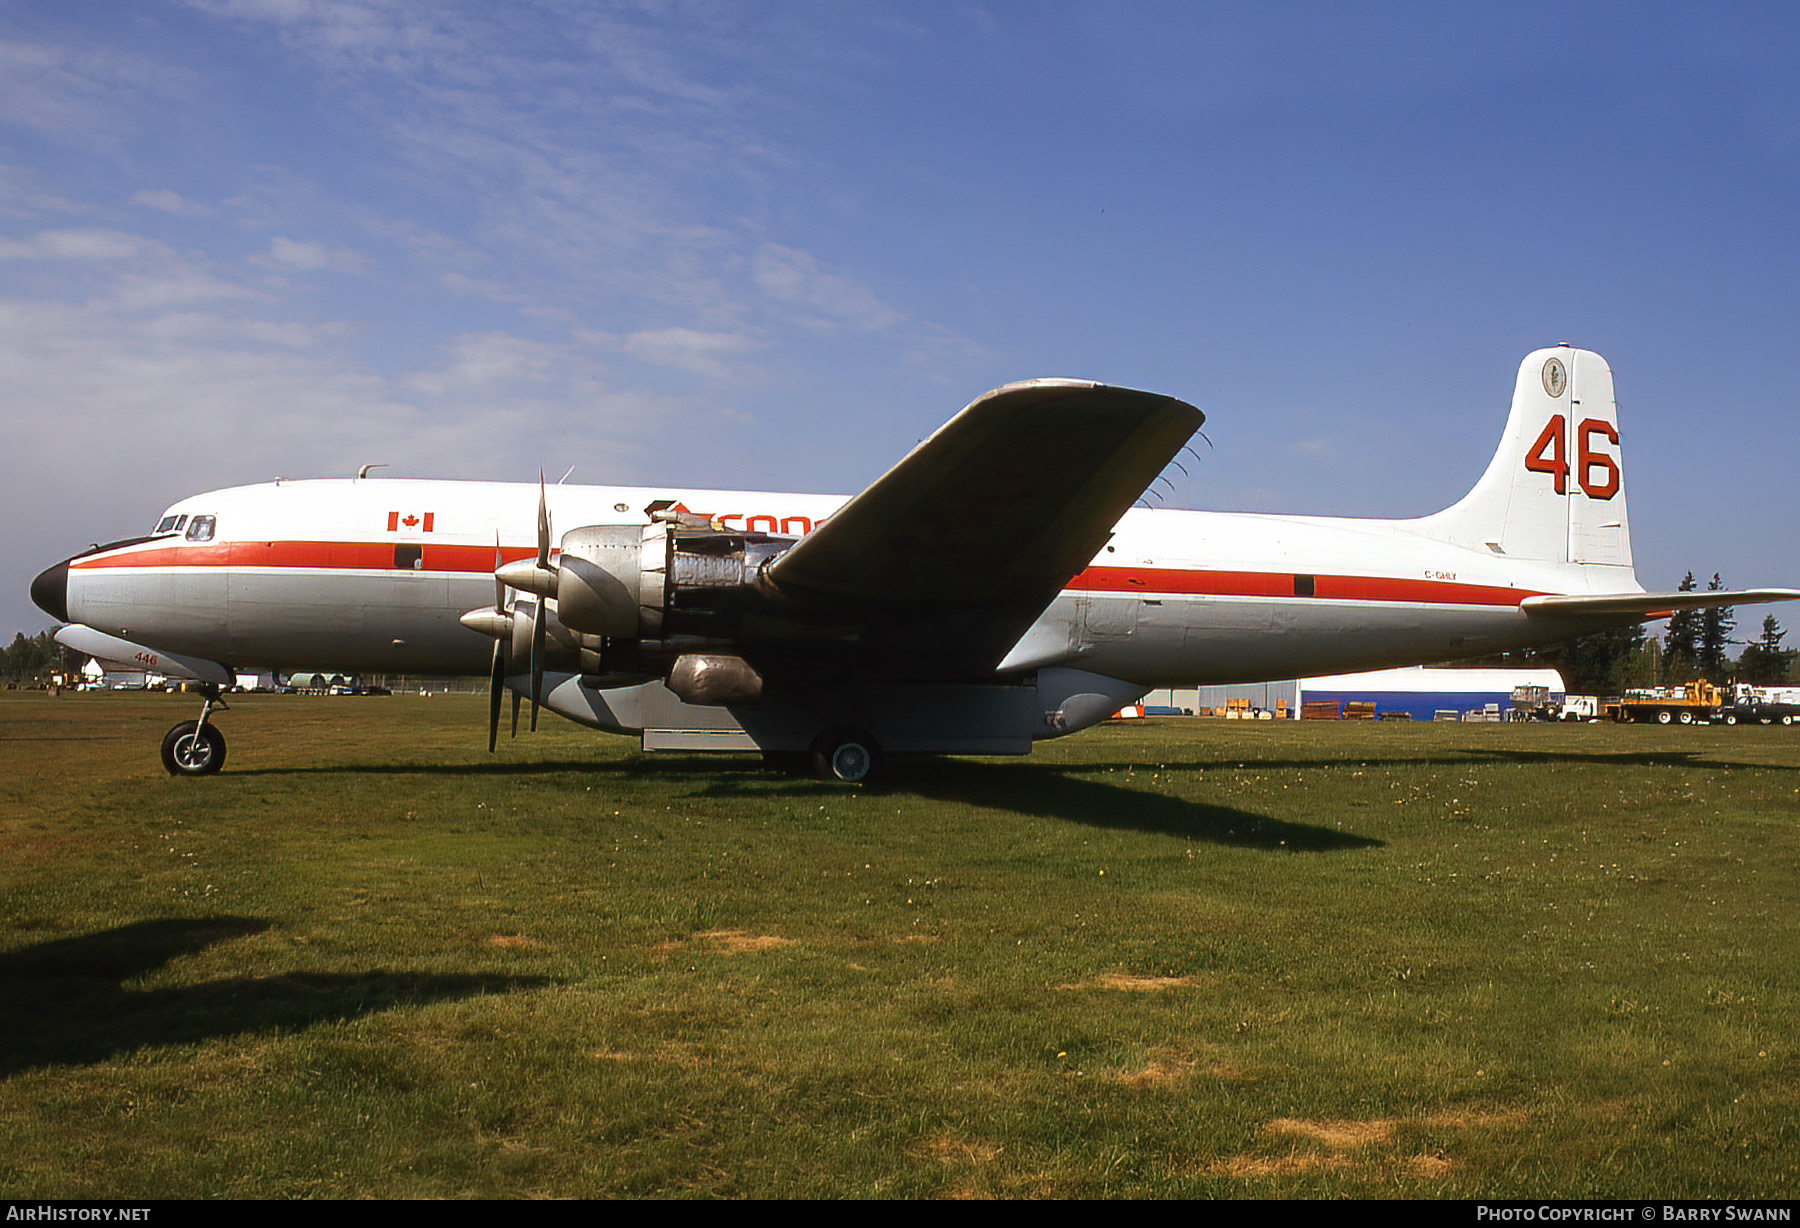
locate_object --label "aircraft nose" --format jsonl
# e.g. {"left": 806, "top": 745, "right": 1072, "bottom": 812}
{"left": 30, "top": 559, "right": 69, "bottom": 623}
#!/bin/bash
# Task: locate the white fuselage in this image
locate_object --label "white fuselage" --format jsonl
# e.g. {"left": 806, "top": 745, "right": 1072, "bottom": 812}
{"left": 61, "top": 475, "right": 1635, "bottom": 686}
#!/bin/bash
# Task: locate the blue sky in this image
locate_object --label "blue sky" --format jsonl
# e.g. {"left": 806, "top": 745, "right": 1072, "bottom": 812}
{"left": 4, "top": 1, "right": 1798, "bottom": 635}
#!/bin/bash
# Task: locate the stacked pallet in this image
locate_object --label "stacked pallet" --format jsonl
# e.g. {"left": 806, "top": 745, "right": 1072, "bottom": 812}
{"left": 1301, "top": 700, "right": 1342, "bottom": 720}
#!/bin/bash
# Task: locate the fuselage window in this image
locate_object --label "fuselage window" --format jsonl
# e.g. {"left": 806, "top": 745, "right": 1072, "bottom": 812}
{"left": 186, "top": 515, "right": 216, "bottom": 542}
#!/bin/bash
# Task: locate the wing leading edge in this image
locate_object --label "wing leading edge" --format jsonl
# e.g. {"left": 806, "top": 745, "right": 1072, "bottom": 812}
{"left": 761, "top": 379, "right": 1203, "bottom": 675}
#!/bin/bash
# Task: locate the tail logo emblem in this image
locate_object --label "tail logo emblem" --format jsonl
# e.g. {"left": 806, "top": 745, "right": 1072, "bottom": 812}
{"left": 1541, "top": 356, "right": 1567, "bottom": 398}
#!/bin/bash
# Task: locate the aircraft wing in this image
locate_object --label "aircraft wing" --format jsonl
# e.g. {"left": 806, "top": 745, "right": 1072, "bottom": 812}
{"left": 1521, "top": 588, "right": 1800, "bottom": 618}
{"left": 760, "top": 379, "right": 1202, "bottom": 674}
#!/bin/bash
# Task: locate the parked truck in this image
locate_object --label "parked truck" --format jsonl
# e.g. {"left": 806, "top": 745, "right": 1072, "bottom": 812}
{"left": 1608, "top": 680, "right": 1728, "bottom": 725}
{"left": 1559, "top": 694, "right": 1602, "bottom": 721}
{"left": 1715, "top": 683, "right": 1800, "bottom": 726}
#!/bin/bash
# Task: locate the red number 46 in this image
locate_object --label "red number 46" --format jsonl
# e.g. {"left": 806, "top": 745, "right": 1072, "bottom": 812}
{"left": 1525, "top": 415, "right": 1619, "bottom": 500}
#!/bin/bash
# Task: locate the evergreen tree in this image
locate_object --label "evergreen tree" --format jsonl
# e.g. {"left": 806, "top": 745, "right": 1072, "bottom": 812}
{"left": 1662, "top": 572, "right": 1700, "bottom": 683}
{"left": 1699, "top": 573, "right": 1734, "bottom": 680}
{"left": 1737, "top": 615, "right": 1796, "bottom": 685}
{"left": 1558, "top": 623, "right": 1649, "bottom": 695}
{"left": 0, "top": 630, "right": 77, "bottom": 684}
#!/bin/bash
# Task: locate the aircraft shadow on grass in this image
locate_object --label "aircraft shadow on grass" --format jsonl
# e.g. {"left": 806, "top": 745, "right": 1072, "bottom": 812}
{"left": 692, "top": 759, "right": 1382, "bottom": 852}
{"left": 0, "top": 917, "right": 550, "bottom": 1077}
{"left": 232, "top": 758, "right": 1379, "bottom": 850}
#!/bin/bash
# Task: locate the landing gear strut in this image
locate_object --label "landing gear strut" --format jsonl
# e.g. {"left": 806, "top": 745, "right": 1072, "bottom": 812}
{"left": 161, "top": 685, "right": 228, "bottom": 777}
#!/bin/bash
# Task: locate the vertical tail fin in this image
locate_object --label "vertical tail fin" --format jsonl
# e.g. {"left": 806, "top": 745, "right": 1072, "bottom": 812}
{"left": 1416, "top": 346, "right": 1632, "bottom": 568}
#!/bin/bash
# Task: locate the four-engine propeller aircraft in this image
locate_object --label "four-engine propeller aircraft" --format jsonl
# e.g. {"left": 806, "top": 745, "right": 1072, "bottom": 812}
{"left": 31, "top": 346, "right": 1799, "bottom": 781}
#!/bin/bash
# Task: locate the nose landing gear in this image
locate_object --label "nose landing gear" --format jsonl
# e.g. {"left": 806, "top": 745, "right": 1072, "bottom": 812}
{"left": 160, "top": 686, "right": 228, "bottom": 777}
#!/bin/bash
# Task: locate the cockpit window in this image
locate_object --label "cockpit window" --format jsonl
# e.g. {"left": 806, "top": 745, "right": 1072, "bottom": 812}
{"left": 154, "top": 514, "right": 188, "bottom": 536}
{"left": 185, "top": 515, "right": 216, "bottom": 542}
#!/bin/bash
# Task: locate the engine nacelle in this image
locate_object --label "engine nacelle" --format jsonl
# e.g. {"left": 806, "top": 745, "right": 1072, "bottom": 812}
{"left": 555, "top": 525, "right": 656, "bottom": 638}
{"left": 554, "top": 523, "right": 794, "bottom": 642}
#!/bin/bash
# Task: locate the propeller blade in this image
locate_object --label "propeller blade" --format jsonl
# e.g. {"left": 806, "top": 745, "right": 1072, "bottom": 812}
{"left": 530, "top": 595, "right": 546, "bottom": 732}
{"left": 487, "top": 638, "right": 504, "bottom": 753}
{"left": 494, "top": 530, "right": 506, "bottom": 612}
{"left": 536, "top": 471, "right": 552, "bottom": 572}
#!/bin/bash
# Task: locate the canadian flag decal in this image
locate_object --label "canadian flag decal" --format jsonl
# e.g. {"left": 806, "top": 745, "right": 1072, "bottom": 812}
{"left": 386, "top": 511, "right": 436, "bottom": 532}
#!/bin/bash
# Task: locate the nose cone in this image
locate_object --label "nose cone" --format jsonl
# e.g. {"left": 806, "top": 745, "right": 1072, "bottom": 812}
{"left": 30, "top": 559, "right": 69, "bottom": 623}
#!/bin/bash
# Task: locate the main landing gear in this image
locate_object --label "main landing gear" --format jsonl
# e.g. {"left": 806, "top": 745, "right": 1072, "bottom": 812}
{"left": 810, "top": 727, "right": 882, "bottom": 783}
{"left": 760, "top": 728, "right": 884, "bottom": 782}
{"left": 161, "top": 685, "right": 228, "bottom": 777}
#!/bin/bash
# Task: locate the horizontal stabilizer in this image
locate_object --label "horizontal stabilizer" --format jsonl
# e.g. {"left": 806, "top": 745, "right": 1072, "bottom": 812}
{"left": 54, "top": 624, "right": 235, "bottom": 686}
{"left": 1520, "top": 588, "right": 1800, "bottom": 618}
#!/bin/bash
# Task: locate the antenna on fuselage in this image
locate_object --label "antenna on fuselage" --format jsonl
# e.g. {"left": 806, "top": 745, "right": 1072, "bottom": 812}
{"left": 356, "top": 464, "right": 388, "bottom": 480}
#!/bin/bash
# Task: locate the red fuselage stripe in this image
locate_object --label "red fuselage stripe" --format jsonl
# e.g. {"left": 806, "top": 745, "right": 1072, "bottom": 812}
{"left": 1070, "top": 565, "right": 1539, "bottom": 607}
{"left": 72, "top": 541, "right": 1543, "bottom": 608}
{"left": 71, "top": 541, "right": 539, "bottom": 572}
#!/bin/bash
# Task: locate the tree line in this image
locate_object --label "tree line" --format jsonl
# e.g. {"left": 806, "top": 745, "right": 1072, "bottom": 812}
{"left": 0, "top": 630, "right": 83, "bottom": 685}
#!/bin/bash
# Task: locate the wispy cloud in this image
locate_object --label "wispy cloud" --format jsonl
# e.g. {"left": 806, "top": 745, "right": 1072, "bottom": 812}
{"left": 0, "top": 227, "right": 147, "bottom": 262}
{"left": 130, "top": 188, "right": 215, "bottom": 217}
{"left": 252, "top": 235, "right": 369, "bottom": 274}
{"left": 0, "top": 37, "right": 196, "bottom": 148}
{"left": 182, "top": 1, "right": 968, "bottom": 354}
{"left": 751, "top": 244, "right": 906, "bottom": 332}
{"left": 619, "top": 327, "right": 760, "bottom": 379}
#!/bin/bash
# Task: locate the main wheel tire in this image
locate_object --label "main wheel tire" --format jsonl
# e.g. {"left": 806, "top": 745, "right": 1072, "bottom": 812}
{"left": 1655, "top": 709, "right": 1673, "bottom": 725}
{"left": 810, "top": 728, "right": 881, "bottom": 783}
{"left": 160, "top": 721, "right": 226, "bottom": 776}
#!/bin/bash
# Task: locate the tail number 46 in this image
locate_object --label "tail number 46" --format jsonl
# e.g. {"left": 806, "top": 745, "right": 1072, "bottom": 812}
{"left": 1525, "top": 415, "right": 1619, "bottom": 500}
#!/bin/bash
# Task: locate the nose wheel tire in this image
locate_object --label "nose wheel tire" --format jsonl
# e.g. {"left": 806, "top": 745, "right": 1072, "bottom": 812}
{"left": 810, "top": 728, "right": 881, "bottom": 783}
{"left": 161, "top": 721, "right": 226, "bottom": 777}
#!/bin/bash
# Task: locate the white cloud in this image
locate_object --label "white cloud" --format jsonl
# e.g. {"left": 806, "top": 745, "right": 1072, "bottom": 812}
{"left": 0, "top": 228, "right": 147, "bottom": 262}
{"left": 0, "top": 37, "right": 195, "bottom": 148}
{"left": 131, "top": 188, "right": 214, "bottom": 217}
{"left": 751, "top": 244, "right": 906, "bottom": 332}
{"left": 620, "top": 327, "right": 758, "bottom": 378}
{"left": 253, "top": 235, "right": 369, "bottom": 274}
{"left": 402, "top": 330, "right": 575, "bottom": 395}
{"left": 0, "top": 165, "right": 94, "bottom": 219}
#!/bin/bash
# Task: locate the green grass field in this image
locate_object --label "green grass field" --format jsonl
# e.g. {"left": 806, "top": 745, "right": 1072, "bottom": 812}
{"left": 2, "top": 690, "right": 1797, "bottom": 1198}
